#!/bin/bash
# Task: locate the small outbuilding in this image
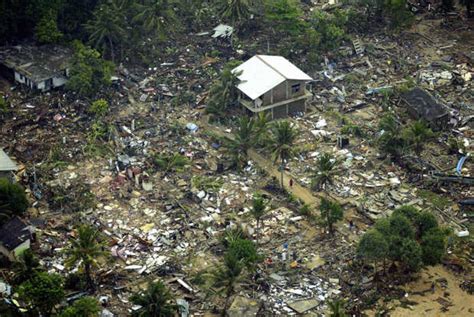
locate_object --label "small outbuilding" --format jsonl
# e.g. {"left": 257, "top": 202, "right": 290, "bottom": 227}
{"left": 400, "top": 87, "right": 449, "bottom": 130}
{"left": 0, "top": 149, "right": 18, "bottom": 181}
{"left": 0, "top": 217, "right": 33, "bottom": 261}
{"left": 233, "top": 55, "right": 313, "bottom": 119}
{"left": 0, "top": 44, "right": 72, "bottom": 92}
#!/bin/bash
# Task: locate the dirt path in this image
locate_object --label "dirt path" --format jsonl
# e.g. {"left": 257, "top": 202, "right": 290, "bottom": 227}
{"left": 198, "top": 116, "right": 320, "bottom": 208}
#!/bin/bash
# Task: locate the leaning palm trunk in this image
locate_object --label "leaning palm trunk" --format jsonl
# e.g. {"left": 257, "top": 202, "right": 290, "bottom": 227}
{"left": 280, "top": 157, "right": 284, "bottom": 188}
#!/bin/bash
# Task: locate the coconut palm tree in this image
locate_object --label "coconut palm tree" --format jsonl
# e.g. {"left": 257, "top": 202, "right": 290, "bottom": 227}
{"left": 206, "top": 67, "right": 242, "bottom": 122}
{"left": 327, "top": 299, "right": 347, "bottom": 317}
{"left": 130, "top": 281, "right": 176, "bottom": 317}
{"left": 312, "top": 152, "right": 340, "bottom": 193}
{"left": 269, "top": 120, "right": 297, "bottom": 188}
{"left": 84, "top": 0, "right": 128, "bottom": 62}
{"left": 212, "top": 252, "right": 243, "bottom": 317}
{"left": 132, "top": 0, "right": 180, "bottom": 42}
{"left": 65, "top": 225, "right": 107, "bottom": 291}
{"left": 218, "top": 0, "right": 251, "bottom": 25}
{"left": 402, "top": 120, "right": 435, "bottom": 155}
{"left": 249, "top": 192, "right": 267, "bottom": 246}
{"left": 224, "top": 116, "right": 255, "bottom": 169}
{"left": 13, "top": 249, "right": 42, "bottom": 284}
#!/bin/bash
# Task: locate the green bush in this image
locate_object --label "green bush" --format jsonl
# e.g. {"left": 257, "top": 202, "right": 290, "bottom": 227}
{"left": 19, "top": 272, "right": 64, "bottom": 316}
{"left": 228, "top": 237, "right": 260, "bottom": 267}
{"left": 0, "top": 178, "right": 28, "bottom": 223}
{"left": 60, "top": 296, "right": 100, "bottom": 317}
{"left": 88, "top": 99, "right": 109, "bottom": 117}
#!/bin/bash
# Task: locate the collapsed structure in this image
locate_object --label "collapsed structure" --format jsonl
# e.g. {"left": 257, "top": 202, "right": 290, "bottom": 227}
{"left": 0, "top": 217, "right": 32, "bottom": 261}
{"left": 233, "top": 55, "right": 313, "bottom": 119}
{"left": 0, "top": 44, "right": 72, "bottom": 92}
{"left": 400, "top": 87, "right": 449, "bottom": 130}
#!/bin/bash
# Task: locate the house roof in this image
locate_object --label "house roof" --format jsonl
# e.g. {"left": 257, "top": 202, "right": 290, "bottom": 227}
{"left": 401, "top": 87, "right": 448, "bottom": 122}
{"left": 0, "top": 217, "right": 30, "bottom": 250}
{"left": 0, "top": 149, "right": 18, "bottom": 172}
{"left": 0, "top": 44, "right": 72, "bottom": 82}
{"left": 233, "top": 55, "right": 312, "bottom": 100}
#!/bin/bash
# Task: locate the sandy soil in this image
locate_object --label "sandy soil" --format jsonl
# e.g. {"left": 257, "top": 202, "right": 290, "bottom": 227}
{"left": 389, "top": 266, "right": 473, "bottom": 317}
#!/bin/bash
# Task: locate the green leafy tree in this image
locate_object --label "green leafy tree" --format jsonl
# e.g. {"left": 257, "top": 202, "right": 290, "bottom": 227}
{"left": 212, "top": 252, "right": 243, "bottom": 316}
{"left": 312, "top": 153, "right": 340, "bottom": 192}
{"left": 153, "top": 153, "right": 190, "bottom": 174}
{"left": 88, "top": 99, "right": 109, "bottom": 117}
{"left": 60, "top": 296, "right": 100, "bottom": 317}
{"left": 65, "top": 225, "right": 107, "bottom": 291}
{"left": 228, "top": 237, "right": 259, "bottom": 267}
{"left": 269, "top": 120, "right": 297, "bottom": 188}
{"left": 384, "top": 0, "right": 414, "bottom": 29}
{"left": 398, "top": 238, "right": 422, "bottom": 272}
{"left": 319, "top": 197, "right": 343, "bottom": 235}
{"left": 18, "top": 272, "right": 64, "bottom": 316}
{"left": 12, "top": 249, "right": 42, "bottom": 285}
{"left": 35, "top": 10, "right": 63, "bottom": 44}
{"left": 250, "top": 193, "right": 267, "bottom": 246}
{"left": 130, "top": 281, "right": 176, "bottom": 317}
{"left": 264, "top": 0, "right": 304, "bottom": 36}
{"left": 85, "top": 0, "right": 128, "bottom": 62}
{"left": 254, "top": 112, "right": 270, "bottom": 146}
{"left": 206, "top": 64, "right": 242, "bottom": 122}
{"left": 0, "top": 178, "right": 28, "bottom": 224}
{"left": 224, "top": 116, "right": 256, "bottom": 169}
{"left": 415, "top": 211, "right": 438, "bottom": 239}
{"left": 392, "top": 205, "right": 419, "bottom": 223}
{"left": 133, "top": 0, "right": 180, "bottom": 43}
{"left": 402, "top": 120, "right": 435, "bottom": 155}
{"left": 421, "top": 228, "right": 447, "bottom": 265}
{"left": 357, "top": 230, "right": 388, "bottom": 273}
{"left": 308, "top": 10, "right": 347, "bottom": 51}
{"left": 327, "top": 299, "right": 347, "bottom": 317}
{"left": 66, "top": 41, "right": 114, "bottom": 97}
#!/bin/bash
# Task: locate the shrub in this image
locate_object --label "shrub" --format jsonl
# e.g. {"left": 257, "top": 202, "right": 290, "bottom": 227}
{"left": 421, "top": 228, "right": 447, "bottom": 265}
{"left": 88, "top": 99, "right": 109, "bottom": 117}
{"left": 0, "top": 178, "right": 28, "bottom": 223}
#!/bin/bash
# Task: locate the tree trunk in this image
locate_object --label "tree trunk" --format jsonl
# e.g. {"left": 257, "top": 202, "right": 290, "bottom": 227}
{"left": 256, "top": 219, "right": 260, "bottom": 246}
{"left": 108, "top": 37, "right": 115, "bottom": 63}
{"left": 85, "top": 263, "right": 94, "bottom": 291}
{"left": 280, "top": 157, "right": 284, "bottom": 189}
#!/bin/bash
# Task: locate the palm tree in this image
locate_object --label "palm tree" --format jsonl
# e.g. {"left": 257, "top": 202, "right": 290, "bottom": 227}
{"left": 206, "top": 67, "right": 241, "bottom": 122}
{"left": 13, "top": 249, "right": 42, "bottom": 284}
{"left": 130, "top": 281, "right": 176, "bottom": 317}
{"left": 327, "top": 299, "right": 347, "bottom": 317}
{"left": 218, "top": 0, "right": 252, "bottom": 25}
{"left": 402, "top": 120, "right": 435, "bottom": 155}
{"left": 249, "top": 192, "right": 267, "bottom": 246}
{"left": 254, "top": 111, "right": 270, "bottom": 146}
{"left": 84, "top": 0, "right": 128, "bottom": 62}
{"left": 212, "top": 252, "right": 243, "bottom": 317}
{"left": 65, "top": 225, "right": 107, "bottom": 291}
{"left": 312, "top": 153, "right": 339, "bottom": 193}
{"left": 224, "top": 116, "right": 255, "bottom": 169}
{"left": 133, "top": 0, "right": 180, "bottom": 42}
{"left": 269, "top": 120, "right": 297, "bottom": 188}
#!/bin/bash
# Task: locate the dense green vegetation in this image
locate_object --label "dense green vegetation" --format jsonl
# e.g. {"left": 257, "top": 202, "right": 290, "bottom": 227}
{"left": 357, "top": 205, "right": 449, "bottom": 274}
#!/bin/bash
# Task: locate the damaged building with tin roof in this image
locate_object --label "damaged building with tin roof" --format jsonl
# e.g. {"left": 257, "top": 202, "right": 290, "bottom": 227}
{"left": 0, "top": 44, "right": 72, "bottom": 92}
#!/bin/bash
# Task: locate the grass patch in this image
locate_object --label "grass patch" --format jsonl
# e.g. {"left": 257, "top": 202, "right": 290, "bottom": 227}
{"left": 418, "top": 189, "right": 451, "bottom": 209}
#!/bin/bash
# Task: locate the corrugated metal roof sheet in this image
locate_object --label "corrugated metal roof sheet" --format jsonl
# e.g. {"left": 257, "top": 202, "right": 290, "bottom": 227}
{"left": 0, "top": 149, "right": 18, "bottom": 171}
{"left": 232, "top": 55, "right": 312, "bottom": 100}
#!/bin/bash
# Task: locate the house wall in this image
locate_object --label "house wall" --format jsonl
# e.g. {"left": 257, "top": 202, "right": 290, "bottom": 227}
{"left": 0, "top": 244, "right": 14, "bottom": 262}
{"left": 14, "top": 71, "right": 68, "bottom": 92}
{"left": 13, "top": 240, "right": 30, "bottom": 258}
{"left": 262, "top": 80, "right": 307, "bottom": 107}
{"left": 52, "top": 75, "right": 68, "bottom": 88}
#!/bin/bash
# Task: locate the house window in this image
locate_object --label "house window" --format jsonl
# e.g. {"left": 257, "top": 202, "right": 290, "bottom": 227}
{"left": 291, "top": 84, "right": 301, "bottom": 94}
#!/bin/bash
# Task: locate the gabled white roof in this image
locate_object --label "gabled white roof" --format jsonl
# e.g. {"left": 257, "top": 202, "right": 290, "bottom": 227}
{"left": 0, "top": 149, "right": 18, "bottom": 172}
{"left": 233, "top": 55, "right": 312, "bottom": 100}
